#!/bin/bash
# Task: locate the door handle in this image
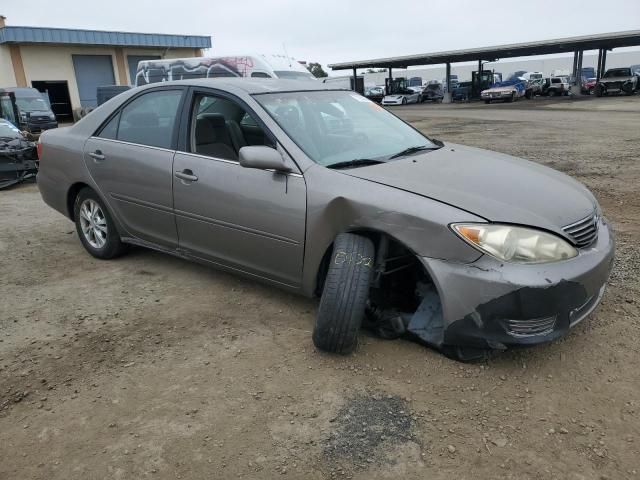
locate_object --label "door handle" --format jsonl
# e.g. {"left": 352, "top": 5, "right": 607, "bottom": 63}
{"left": 89, "top": 150, "right": 105, "bottom": 161}
{"left": 175, "top": 170, "right": 198, "bottom": 182}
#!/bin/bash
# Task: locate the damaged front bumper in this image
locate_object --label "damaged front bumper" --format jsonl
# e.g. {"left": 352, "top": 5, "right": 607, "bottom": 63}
{"left": 0, "top": 146, "right": 39, "bottom": 190}
{"left": 415, "top": 217, "right": 615, "bottom": 351}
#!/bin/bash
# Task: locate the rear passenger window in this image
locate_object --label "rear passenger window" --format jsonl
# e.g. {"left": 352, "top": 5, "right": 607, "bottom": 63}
{"left": 116, "top": 90, "right": 182, "bottom": 148}
{"left": 251, "top": 72, "right": 271, "bottom": 78}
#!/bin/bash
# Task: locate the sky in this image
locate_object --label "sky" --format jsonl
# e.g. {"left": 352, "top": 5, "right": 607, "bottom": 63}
{"left": 3, "top": 0, "right": 640, "bottom": 74}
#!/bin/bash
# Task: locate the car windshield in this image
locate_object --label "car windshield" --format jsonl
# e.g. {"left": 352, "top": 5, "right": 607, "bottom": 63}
{"left": 0, "top": 121, "right": 22, "bottom": 139}
{"left": 255, "top": 90, "right": 435, "bottom": 166}
{"left": 273, "top": 70, "right": 315, "bottom": 80}
{"left": 15, "top": 95, "right": 49, "bottom": 112}
{"left": 604, "top": 69, "right": 631, "bottom": 78}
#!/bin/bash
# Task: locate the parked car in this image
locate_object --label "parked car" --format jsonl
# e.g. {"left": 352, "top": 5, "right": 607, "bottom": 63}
{"left": 452, "top": 82, "right": 471, "bottom": 102}
{"left": 421, "top": 83, "right": 444, "bottom": 103}
{"left": 364, "top": 86, "right": 385, "bottom": 103}
{"left": 0, "top": 118, "right": 38, "bottom": 189}
{"left": 541, "top": 77, "right": 568, "bottom": 97}
{"left": 581, "top": 77, "right": 597, "bottom": 95}
{"left": 37, "top": 79, "right": 614, "bottom": 361}
{"left": 0, "top": 87, "right": 58, "bottom": 133}
{"left": 480, "top": 80, "right": 526, "bottom": 103}
{"left": 596, "top": 68, "right": 638, "bottom": 96}
{"left": 382, "top": 88, "right": 421, "bottom": 105}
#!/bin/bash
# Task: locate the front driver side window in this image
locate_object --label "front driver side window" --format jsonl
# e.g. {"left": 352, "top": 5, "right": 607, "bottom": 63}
{"left": 190, "top": 94, "right": 272, "bottom": 161}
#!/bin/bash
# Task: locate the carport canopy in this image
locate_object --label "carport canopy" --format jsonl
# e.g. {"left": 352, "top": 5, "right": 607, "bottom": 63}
{"left": 328, "top": 29, "right": 640, "bottom": 70}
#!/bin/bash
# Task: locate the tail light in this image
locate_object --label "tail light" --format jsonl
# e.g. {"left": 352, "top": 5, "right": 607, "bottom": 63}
{"left": 37, "top": 141, "right": 43, "bottom": 160}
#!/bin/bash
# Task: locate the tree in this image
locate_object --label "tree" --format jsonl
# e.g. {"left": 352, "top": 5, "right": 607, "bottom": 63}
{"left": 306, "top": 62, "right": 328, "bottom": 78}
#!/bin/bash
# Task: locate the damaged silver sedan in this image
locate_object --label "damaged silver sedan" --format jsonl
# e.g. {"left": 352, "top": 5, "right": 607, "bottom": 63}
{"left": 37, "top": 79, "right": 614, "bottom": 360}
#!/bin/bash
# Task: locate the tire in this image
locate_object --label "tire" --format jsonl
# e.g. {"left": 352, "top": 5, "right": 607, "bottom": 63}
{"left": 622, "top": 83, "right": 634, "bottom": 95}
{"left": 74, "top": 187, "right": 126, "bottom": 259}
{"left": 548, "top": 89, "right": 556, "bottom": 97}
{"left": 313, "top": 233, "right": 375, "bottom": 354}
{"left": 484, "top": 100, "right": 491, "bottom": 104}
{"left": 588, "top": 87, "right": 594, "bottom": 95}
{"left": 595, "top": 85, "right": 604, "bottom": 97}
{"left": 417, "top": 95, "right": 423, "bottom": 103}
{"left": 401, "top": 97, "right": 407, "bottom": 105}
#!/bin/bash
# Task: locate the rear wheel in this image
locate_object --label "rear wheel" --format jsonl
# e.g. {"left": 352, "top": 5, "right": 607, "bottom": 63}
{"left": 74, "top": 188, "right": 126, "bottom": 259}
{"left": 401, "top": 97, "right": 407, "bottom": 105}
{"left": 313, "top": 233, "right": 375, "bottom": 354}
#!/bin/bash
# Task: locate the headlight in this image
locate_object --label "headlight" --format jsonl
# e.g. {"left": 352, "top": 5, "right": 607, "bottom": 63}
{"left": 452, "top": 223, "right": 578, "bottom": 264}
{"left": 49, "top": 113, "right": 56, "bottom": 120}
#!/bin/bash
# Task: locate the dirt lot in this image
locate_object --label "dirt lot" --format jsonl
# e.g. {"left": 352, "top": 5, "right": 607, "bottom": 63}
{"left": 1, "top": 95, "right": 639, "bottom": 480}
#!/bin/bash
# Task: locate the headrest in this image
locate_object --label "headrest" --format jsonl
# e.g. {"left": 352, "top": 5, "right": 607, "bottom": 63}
{"left": 198, "top": 113, "right": 226, "bottom": 128}
{"left": 195, "top": 116, "right": 217, "bottom": 144}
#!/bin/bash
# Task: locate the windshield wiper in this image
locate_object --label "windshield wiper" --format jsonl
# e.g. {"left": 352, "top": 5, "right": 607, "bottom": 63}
{"left": 388, "top": 144, "right": 441, "bottom": 160}
{"left": 326, "top": 159, "right": 385, "bottom": 170}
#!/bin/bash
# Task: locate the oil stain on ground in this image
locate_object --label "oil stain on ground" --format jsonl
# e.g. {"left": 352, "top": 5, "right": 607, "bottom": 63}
{"left": 323, "top": 392, "right": 417, "bottom": 471}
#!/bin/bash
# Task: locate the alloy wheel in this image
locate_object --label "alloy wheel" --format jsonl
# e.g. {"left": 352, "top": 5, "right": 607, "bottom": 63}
{"left": 79, "top": 199, "right": 107, "bottom": 249}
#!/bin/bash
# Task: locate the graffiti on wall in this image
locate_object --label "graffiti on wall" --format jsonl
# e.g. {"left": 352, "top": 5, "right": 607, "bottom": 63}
{"left": 135, "top": 57, "right": 257, "bottom": 86}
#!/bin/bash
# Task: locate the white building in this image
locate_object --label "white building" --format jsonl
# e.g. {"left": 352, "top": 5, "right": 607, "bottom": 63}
{"left": 0, "top": 16, "right": 210, "bottom": 120}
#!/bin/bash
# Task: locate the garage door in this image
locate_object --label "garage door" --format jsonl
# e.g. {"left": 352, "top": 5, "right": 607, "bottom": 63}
{"left": 72, "top": 55, "right": 115, "bottom": 107}
{"left": 127, "top": 55, "right": 161, "bottom": 86}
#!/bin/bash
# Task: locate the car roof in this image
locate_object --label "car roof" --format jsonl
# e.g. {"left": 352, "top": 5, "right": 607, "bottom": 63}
{"left": 145, "top": 78, "right": 348, "bottom": 94}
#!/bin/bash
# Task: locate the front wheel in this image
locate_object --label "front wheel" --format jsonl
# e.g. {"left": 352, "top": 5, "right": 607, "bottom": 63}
{"left": 548, "top": 90, "right": 556, "bottom": 97}
{"left": 313, "top": 233, "right": 375, "bottom": 354}
{"left": 595, "top": 85, "right": 604, "bottom": 97}
{"left": 74, "top": 188, "right": 126, "bottom": 259}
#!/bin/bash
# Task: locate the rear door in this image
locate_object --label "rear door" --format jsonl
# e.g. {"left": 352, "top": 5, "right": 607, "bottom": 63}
{"left": 83, "top": 87, "right": 185, "bottom": 248}
{"left": 172, "top": 89, "right": 306, "bottom": 287}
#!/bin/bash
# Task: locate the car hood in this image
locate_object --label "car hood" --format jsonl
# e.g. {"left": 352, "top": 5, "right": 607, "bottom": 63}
{"left": 342, "top": 143, "right": 597, "bottom": 235}
{"left": 483, "top": 87, "right": 513, "bottom": 93}
{"left": 600, "top": 76, "right": 634, "bottom": 82}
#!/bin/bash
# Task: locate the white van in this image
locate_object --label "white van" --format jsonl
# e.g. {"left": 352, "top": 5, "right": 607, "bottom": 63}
{"left": 135, "top": 54, "right": 315, "bottom": 86}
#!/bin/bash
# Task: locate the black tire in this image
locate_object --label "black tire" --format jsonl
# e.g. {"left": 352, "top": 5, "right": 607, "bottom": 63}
{"left": 484, "top": 100, "right": 491, "bottom": 104}
{"left": 622, "top": 83, "right": 634, "bottom": 95}
{"left": 401, "top": 97, "right": 407, "bottom": 105}
{"left": 548, "top": 89, "right": 556, "bottom": 97}
{"left": 74, "top": 187, "right": 126, "bottom": 260}
{"left": 313, "top": 233, "right": 375, "bottom": 354}
{"left": 595, "top": 85, "right": 604, "bottom": 97}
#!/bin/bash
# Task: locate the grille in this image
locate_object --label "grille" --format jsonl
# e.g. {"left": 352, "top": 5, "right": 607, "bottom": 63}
{"left": 505, "top": 316, "right": 557, "bottom": 337}
{"left": 563, "top": 213, "right": 598, "bottom": 248}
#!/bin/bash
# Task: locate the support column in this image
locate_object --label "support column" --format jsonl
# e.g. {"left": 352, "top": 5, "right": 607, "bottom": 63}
{"left": 478, "top": 59, "right": 483, "bottom": 75}
{"left": 114, "top": 47, "right": 128, "bottom": 85}
{"left": 443, "top": 62, "right": 452, "bottom": 104}
{"left": 352, "top": 67, "right": 357, "bottom": 92}
{"left": 573, "top": 50, "right": 584, "bottom": 96}
{"left": 571, "top": 51, "right": 579, "bottom": 79}
{"left": 596, "top": 49, "right": 603, "bottom": 80}
{"left": 601, "top": 49, "right": 607, "bottom": 74}
{"left": 8, "top": 45, "right": 27, "bottom": 87}
{"left": 387, "top": 67, "right": 392, "bottom": 94}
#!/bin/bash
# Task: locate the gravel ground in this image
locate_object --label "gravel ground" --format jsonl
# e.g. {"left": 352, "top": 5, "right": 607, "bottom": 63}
{"left": 1, "top": 95, "right": 639, "bottom": 480}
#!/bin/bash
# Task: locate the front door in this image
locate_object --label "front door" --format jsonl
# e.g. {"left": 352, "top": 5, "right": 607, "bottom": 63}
{"left": 84, "top": 88, "right": 184, "bottom": 248}
{"left": 172, "top": 90, "right": 306, "bottom": 287}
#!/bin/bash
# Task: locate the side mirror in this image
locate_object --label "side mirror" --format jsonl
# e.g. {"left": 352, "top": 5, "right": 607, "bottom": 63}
{"left": 239, "top": 146, "right": 292, "bottom": 173}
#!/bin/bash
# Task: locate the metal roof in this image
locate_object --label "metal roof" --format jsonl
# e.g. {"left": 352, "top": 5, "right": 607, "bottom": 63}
{"left": 0, "top": 25, "right": 211, "bottom": 49}
{"left": 329, "top": 30, "right": 640, "bottom": 70}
